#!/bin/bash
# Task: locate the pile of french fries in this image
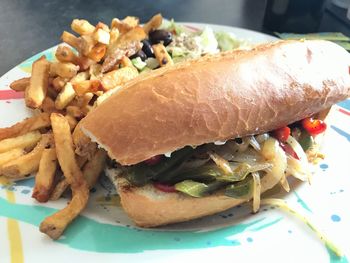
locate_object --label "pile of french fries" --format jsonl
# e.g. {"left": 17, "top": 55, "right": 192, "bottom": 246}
{"left": 0, "top": 13, "right": 171, "bottom": 240}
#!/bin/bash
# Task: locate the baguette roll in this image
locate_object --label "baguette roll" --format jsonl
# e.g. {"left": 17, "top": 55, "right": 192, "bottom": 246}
{"left": 81, "top": 40, "right": 350, "bottom": 166}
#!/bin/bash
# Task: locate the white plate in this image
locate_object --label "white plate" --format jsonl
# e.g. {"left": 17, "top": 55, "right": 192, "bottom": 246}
{"left": 0, "top": 23, "right": 349, "bottom": 263}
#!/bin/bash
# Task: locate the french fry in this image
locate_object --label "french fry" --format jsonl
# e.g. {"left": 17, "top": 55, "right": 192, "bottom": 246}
{"left": 10, "top": 77, "right": 30, "bottom": 91}
{"left": 89, "top": 64, "right": 102, "bottom": 80}
{"left": 152, "top": 43, "right": 174, "bottom": 67}
{"left": 65, "top": 114, "right": 78, "bottom": 131}
{"left": 52, "top": 76, "right": 68, "bottom": 92}
{"left": 71, "top": 19, "right": 95, "bottom": 35}
{"left": 109, "top": 27, "right": 120, "bottom": 44}
{"left": 70, "top": 71, "right": 90, "bottom": 84}
{"left": 0, "top": 134, "right": 53, "bottom": 179}
{"left": 41, "top": 97, "right": 60, "bottom": 114}
{"left": 76, "top": 92, "right": 94, "bottom": 108}
{"left": 50, "top": 181, "right": 68, "bottom": 201}
{"left": 32, "top": 148, "right": 57, "bottom": 203}
{"left": 101, "top": 66, "right": 138, "bottom": 90}
{"left": 73, "top": 122, "right": 97, "bottom": 158}
{"left": 0, "top": 148, "right": 25, "bottom": 168}
{"left": 0, "top": 113, "right": 50, "bottom": 141}
{"left": 94, "top": 87, "right": 120, "bottom": 107}
{"left": 55, "top": 45, "right": 78, "bottom": 64}
{"left": 0, "top": 131, "right": 41, "bottom": 153}
{"left": 66, "top": 106, "right": 85, "bottom": 119}
{"left": 47, "top": 86, "right": 59, "bottom": 99}
{"left": 55, "top": 82, "right": 76, "bottom": 110}
{"left": 143, "top": 13, "right": 163, "bottom": 34}
{"left": 95, "top": 22, "right": 110, "bottom": 32}
{"left": 93, "top": 28, "right": 110, "bottom": 45}
{"left": 80, "top": 34, "right": 96, "bottom": 56}
{"left": 50, "top": 62, "right": 79, "bottom": 78}
{"left": 72, "top": 80, "right": 101, "bottom": 96}
{"left": 61, "top": 31, "right": 81, "bottom": 50}
{"left": 76, "top": 55, "right": 96, "bottom": 71}
{"left": 111, "top": 16, "right": 139, "bottom": 34}
{"left": 25, "top": 56, "right": 50, "bottom": 108}
{"left": 87, "top": 43, "right": 106, "bottom": 62}
{"left": 40, "top": 114, "right": 89, "bottom": 239}
{"left": 82, "top": 149, "right": 107, "bottom": 188}
{"left": 114, "top": 26, "right": 146, "bottom": 47}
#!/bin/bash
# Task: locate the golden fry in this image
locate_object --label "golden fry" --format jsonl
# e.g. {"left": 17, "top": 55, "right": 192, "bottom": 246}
{"left": 32, "top": 148, "right": 57, "bottom": 203}
{"left": 70, "top": 71, "right": 90, "bottom": 84}
{"left": 0, "top": 148, "right": 25, "bottom": 168}
{"left": 0, "top": 113, "right": 50, "bottom": 141}
{"left": 66, "top": 106, "right": 85, "bottom": 119}
{"left": 152, "top": 43, "right": 174, "bottom": 67}
{"left": 111, "top": 16, "right": 139, "bottom": 34}
{"left": 143, "top": 13, "right": 163, "bottom": 34}
{"left": 61, "top": 31, "right": 81, "bottom": 50}
{"left": 82, "top": 149, "right": 107, "bottom": 188}
{"left": 80, "top": 34, "right": 96, "bottom": 56}
{"left": 93, "top": 28, "right": 110, "bottom": 45}
{"left": 94, "top": 87, "right": 119, "bottom": 107}
{"left": 71, "top": 19, "right": 95, "bottom": 35}
{"left": 55, "top": 82, "right": 76, "bottom": 110}
{"left": 52, "top": 76, "right": 68, "bottom": 92}
{"left": 10, "top": 77, "right": 30, "bottom": 91}
{"left": 25, "top": 56, "right": 50, "bottom": 109}
{"left": 0, "top": 134, "right": 53, "bottom": 179}
{"left": 49, "top": 155, "right": 88, "bottom": 201}
{"left": 50, "top": 62, "right": 79, "bottom": 78}
{"left": 40, "top": 114, "right": 89, "bottom": 239}
{"left": 41, "top": 97, "right": 60, "bottom": 114}
{"left": 87, "top": 43, "right": 107, "bottom": 62}
{"left": 49, "top": 179, "right": 69, "bottom": 201}
{"left": 101, "top": 66, "right": 138, "bottom": 90}
{"left": 89, "top": 64, "right": 102, "bottom": 80}
{"left": 65, "top": 114, "right": 78, "bottom": 131}
{"left": 76, "top": 56, "right": 96, "bottom": 71}
{"left": 73, "top": 122, "right": 97, "bottom": 158}
{"left": 0, "top": 131, "right": 41, "bottom": 153}
{"left": 55, "top": 45, "right": 78, "bottom": 64}
{"left": 72, "top": 80, "right": 101, "bottom": 96}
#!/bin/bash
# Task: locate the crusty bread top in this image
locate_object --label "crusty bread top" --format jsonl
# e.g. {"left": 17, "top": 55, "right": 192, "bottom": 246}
{"left": 81, "top": 40, "right": 350, "bottom": 165}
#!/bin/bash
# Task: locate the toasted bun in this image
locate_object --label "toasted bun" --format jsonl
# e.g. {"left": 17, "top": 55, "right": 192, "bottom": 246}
{"left": 81, "top": 40, "right": 350, "bottom": 165}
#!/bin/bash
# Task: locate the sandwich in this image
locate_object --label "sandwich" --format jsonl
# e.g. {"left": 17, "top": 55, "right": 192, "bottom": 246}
{"left": 79, "top": 39, "right": 350, "bottom": 227}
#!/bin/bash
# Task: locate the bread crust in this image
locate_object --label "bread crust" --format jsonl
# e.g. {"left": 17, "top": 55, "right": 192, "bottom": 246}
{"left": 81, "top": 40, "right": 350, "bottom": 165}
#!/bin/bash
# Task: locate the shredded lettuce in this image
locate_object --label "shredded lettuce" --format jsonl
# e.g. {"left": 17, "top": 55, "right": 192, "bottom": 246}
{"left": 215, "top": 31, "right": 245, "bottom": 51}
{"left": 161, "top": 18, "right": 189, "bottom": 35}
{"left": 199, "top": 27, "right": 218, "bottom": 54}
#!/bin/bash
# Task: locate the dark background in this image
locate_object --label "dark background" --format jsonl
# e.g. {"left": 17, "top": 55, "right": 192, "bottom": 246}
{"left": 0, "top": 0, "right": 349, "bottom": 75}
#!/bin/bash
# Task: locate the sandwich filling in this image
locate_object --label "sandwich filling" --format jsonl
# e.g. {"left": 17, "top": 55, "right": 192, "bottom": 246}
{"left": 108, "top": 116, "right": 326, "bottom": 212}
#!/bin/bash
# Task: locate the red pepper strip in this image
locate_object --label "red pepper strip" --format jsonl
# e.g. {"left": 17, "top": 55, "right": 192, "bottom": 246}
{"left": 279, "top": 142, "right": 299, "bottom": 160}
{"left": 301, "top": 117, "right": 327, "bottom": 136}
{"left": 153, "top": 182, "right": 177, "bottom": 193}
{"left": 272, "top": 126, "right": 291, "bottom": 142}
{"left": 144, "top": 155, "right": 163, "bottom": 165}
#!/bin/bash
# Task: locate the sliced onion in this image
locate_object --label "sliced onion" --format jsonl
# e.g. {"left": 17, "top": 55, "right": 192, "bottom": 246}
{"left": 255, "top": 133, "right": 269, "bottom": 144}
{"left": 248, "top": 136, "right": 261, "bottom": 151}
{"left": 182, "top": 158, "right": 210, "bottom": 169}
{"left": 280, "top": 174, "right": 290, "bottom": 192}
{"left": 286, "top": 135, "right": 311, "bottom": 183}
{"left": 231, "top": 148, "right": 262, "bottom": 164}
{"left": 260, "top": 138, "right": 287, "bottom": 191}
{"left": 286, "top": 155, "right": 309, "bottom": 181}
{"left": 209, "top": 152, "right": 233, "bottom": 175}
{"left": 251, "top": 172, "right": 261, "bottom": 213}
